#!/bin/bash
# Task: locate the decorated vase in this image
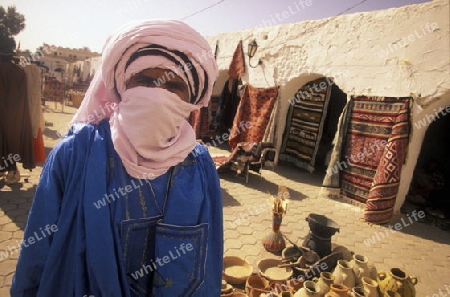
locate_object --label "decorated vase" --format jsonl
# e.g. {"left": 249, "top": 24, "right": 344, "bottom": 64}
{"left": 262, "top": 212, "right": 286, "bottom": 252}
{"left": 377, "top": 268, "right": 418, "bottom": 297}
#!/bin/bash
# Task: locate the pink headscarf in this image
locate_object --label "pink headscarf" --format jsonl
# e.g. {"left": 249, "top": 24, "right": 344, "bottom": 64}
{"left": 72, "top": 20, "right": 218, "bottom": 179}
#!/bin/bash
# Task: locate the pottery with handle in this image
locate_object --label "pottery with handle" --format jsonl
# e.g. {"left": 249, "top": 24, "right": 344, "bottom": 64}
{"left": 332, "top": 260, "right": 356, "bottom": 289}
{"left": 377, "top": 268, "right": 418, "bottom": 297}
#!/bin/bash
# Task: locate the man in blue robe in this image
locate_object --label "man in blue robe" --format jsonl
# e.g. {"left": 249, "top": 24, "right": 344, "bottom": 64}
{"left": 11, "top": 20, "right": 223, "bottom": 297}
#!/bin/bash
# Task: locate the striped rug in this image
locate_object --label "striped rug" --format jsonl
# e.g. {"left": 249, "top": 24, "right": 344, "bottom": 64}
{"left": 279, "top": 77, "right": 332, "bottom": 172}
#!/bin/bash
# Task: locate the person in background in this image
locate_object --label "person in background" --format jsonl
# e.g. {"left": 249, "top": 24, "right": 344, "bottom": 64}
{"left": 11, "top": 20, "right": 223, "bottom": 297}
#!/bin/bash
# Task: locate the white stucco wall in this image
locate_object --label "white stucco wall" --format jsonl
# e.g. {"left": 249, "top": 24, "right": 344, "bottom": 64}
{"left": 205, "top": 0, "right": 450, "bottom": 213}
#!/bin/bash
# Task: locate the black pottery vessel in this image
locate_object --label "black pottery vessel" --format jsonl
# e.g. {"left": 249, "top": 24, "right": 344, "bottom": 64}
{"left": 302, "top": 213, "right": 340, "bottom": 258}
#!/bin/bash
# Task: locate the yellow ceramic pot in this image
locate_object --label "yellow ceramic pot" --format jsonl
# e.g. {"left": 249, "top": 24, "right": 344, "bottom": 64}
{"left": 377, "top": 268, "right": 418, "bottom": 297}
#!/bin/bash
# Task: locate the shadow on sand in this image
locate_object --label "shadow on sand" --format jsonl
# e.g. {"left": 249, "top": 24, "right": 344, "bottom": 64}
{"left": 219, "top": 168, "right": 309, "bottom": 204}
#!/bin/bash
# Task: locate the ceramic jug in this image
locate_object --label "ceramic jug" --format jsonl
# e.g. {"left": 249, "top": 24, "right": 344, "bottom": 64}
{"left": 351, "top": 254, "right": 374, "bottom": 285}
{"left": 377, "top": 268, "right": 418, "bottom": 297}
{"left": 332, "top": 260, "right": 356, "bottom": 288}
{"left": 313, "top": 272, "right": 335, "bottom": 297}
{"left": 294, "top": 280, "right": 321, "bottom": 297}
{"left": 325, "top": 284, "right": 351, "bottom": 297}
{"left": 361, "top": 277, "right": 380, "bottom": 297}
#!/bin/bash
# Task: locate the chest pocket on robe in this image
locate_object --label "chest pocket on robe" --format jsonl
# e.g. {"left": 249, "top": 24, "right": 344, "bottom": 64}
{"left": 121, "top": 217, "right": 208, "bottom": 297}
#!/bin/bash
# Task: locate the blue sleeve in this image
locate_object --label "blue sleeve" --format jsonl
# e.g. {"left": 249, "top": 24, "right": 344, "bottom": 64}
{"left": 196, "top": 145, "right": 224, "bottom": 296}
{"left": 10, "top": 136, "right": 72, "bottom": 296}
{"left": 10, "top": 123, "right": 94, "bottom": 297}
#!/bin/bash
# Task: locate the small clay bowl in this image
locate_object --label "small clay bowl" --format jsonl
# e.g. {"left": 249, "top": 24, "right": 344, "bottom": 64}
{"left": 258, "top": 258, "right": 293, "bottom": 282}
{"left": 223, "top": 256, "right": 253, "bottom": 285}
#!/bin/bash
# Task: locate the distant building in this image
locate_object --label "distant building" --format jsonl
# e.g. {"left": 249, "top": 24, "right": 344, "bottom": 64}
{"left": 41, "top": 43, "right": 100, "bottom": 62}
{"left": 17, "top": 44, "right": 101, "bottom": 86}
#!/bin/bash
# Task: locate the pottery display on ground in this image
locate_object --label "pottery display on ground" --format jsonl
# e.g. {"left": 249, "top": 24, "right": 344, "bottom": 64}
{"left": 325, "top": 284, "right": 351, "bottom": 297}
{"left": 258, "top": 258, "right": 293, "bottom": 282}
{"left": 282, "top": 245, "right": 304, "bottom": 263}
{"left": 377, "top": 268, "right": 418, "bottom": 297}
{"left": 350, "top": 254, "right": 376, "bottom": 285}
{"left": 294, "top": 280, "right": 322, "bottom": 297}
{"left": 361, "top": 276, "right": 381, "bottom": 297}
{"left": 313, "top": 271, "right": 336, "bottom": 297}
{"left": 302, "top": 214, "right": 340, "bottom": 258}
{"left": 245, "top": 275, "right": 270, "bottom": 297}
{"left": 223, "top": 256, "right": 254, "bottom": 285}
{"left": 332, "top": 260, "right": 356, "bottom": 288}
{"left": 350, "top": 286, "right": 365, "bottom": 297}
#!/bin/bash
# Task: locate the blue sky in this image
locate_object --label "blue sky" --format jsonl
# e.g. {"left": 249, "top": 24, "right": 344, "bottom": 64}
{"left": 3, "top": 0, "right": 431, "bottom": 53}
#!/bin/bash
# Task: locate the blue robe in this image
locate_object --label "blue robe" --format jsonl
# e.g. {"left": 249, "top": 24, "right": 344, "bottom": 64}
{"left": 10, "top": 119, "right": 223, "bottom": 297}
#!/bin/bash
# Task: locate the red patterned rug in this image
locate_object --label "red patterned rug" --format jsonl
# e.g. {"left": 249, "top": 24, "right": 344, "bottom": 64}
{"left": 228, "top": 40, "right": 245, "bottom": 79}
{"left": 229, "top": 85, "right": 279, "bottom": 150}
{"left": 188, "top": 106, "right": 211, "bottom": 138}
{"left": 340, "top": 96, "right": 411, "bottom": 223}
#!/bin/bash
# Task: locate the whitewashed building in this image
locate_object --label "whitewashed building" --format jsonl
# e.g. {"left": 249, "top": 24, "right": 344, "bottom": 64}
{"left": 205, "top": 0, "right": 450, "bottom": 217}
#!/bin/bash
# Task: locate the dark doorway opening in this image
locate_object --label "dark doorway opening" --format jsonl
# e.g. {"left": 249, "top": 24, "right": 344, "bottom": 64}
{"left": 405, "top": 111, "right": 450, "bottom": 230}
{"left": 315, "top": 83, "right": 348, "bottom": 172}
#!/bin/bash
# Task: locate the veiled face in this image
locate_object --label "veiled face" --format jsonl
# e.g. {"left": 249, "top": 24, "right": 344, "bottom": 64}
{"left": 126, "top": 68, "right": 190, "bottom": 103}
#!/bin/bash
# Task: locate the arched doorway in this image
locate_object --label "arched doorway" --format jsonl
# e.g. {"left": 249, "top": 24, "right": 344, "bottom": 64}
{"left": 278, "top": 76, "right": 347, "bottom": 174}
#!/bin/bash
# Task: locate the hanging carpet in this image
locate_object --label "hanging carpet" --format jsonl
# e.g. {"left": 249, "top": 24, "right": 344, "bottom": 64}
{"left": 323, "top": 96, "right": 411, "bottom": 224}
{"left": 278, "top": 77, "right": 332, "bottom": 172}
{"left": 188, "top": 106, "right": 211, "bottom": 139}
{"left": 214, "top": 84, "right": 278, "bottom": 178}
{"left": 228, "top": 40, "right": 246, "bottom": 79}
{"left": 228, "top": 84, "right": 279, "bottom": 150}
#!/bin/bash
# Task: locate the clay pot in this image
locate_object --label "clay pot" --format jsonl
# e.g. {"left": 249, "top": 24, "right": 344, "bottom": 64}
{"left": 361, "top": 277, "right": 380, "bottom": 297}
{"left": 258, "top": 258, "right": 293, "bottom": 282}
{"left": 350, "top": 254, "right": 375, "bottom": 285}
{"left": 325, "top": 284, "right": 350, "bottom": 297}
{"left": 294, "top": 280, "right": 321, "bottom": 297}
{"left": 313, "top": 272, "right": 335, "bottom": 296}
{"left": 246, "top": 275, "right": 270, "bottom": 297}
{"left": 332, "top": 260, "right": 356, "bottom": 288}
{"left": 377, "top": 268, "right": 418, "bottom": 297}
